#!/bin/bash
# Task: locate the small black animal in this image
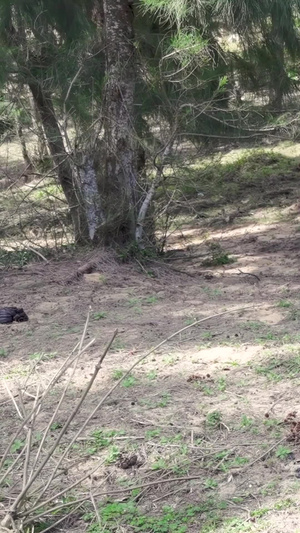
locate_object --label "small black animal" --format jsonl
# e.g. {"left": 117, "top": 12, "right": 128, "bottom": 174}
{"left": 0, "top": 307, "right": 29, "bottom": 324}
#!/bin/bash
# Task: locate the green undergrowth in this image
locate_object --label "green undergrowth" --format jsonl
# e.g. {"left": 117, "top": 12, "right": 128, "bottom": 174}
{"left": 160, "top": 148, "right": 299, "bottom": 225}
{"left": 178, "top": 150, "right": 296, "bottom": 202}
{"left": 84, "top": 498, "right": 229, "bottom": 533}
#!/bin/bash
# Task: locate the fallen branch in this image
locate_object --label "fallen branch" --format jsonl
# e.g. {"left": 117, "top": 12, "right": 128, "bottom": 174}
{"left": 24, "top": 474, "right": 206, "bottom": 523}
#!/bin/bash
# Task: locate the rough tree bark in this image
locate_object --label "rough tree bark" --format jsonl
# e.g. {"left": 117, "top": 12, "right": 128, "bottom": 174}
{"left": 79, "top": 153, "right": 105, "bottom": 241}
{"left": 101, "top": 0, "right": 138, "bottom": 245}
{"left": 268, "top": 10, "right": 287, "bottom": 110}
{"left": 30, "top": 96, "right": 49, "bottom": 160}
{"left": 15, "top": 120, "right": 32, "bottom": 177}
{"left": 28, "top": 82, "right": 90, "bottom": 243}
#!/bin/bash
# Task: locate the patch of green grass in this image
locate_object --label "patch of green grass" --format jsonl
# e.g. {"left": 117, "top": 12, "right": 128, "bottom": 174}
{"left": 217, "top": 377, "right": 227, "bottom": 391}
{"left": 206, "top": 411, "right": 222, "bottom": 428}
{"left": 147, "top": 370, "right": 157, "bottom": 381}
{"left": 157, "top": 392, "right": 171, "bottom": 407}
{"left": 226, "top": 456, "right": 249, "bottom": 469}
{"left": 105, "top": 445, "right": 120, "bottom": 464}
{"left": 202, "top": 331, "right": 213, "bottom": 340}
{"left": 144, "top": 295, "right": 159, "bottom": 304}
{"left": 176, "top": 149, "right": 295, "bottom": 215}
{"left": 112, "top": 369, "right": 124, "bottom": 380}
{"left": 256, "top": 331, "right": 277, "bottom": 343}
{"left": 87, "top": 429, "right": 125, "bottom": 455}
{"left": 0, "top": 248, "right": 38, "bottom": 267}
{"left": 128, "top": 297, "right": 140, "bottom": 306}
{"left": 202, "top": 287, "right": 223, "bottom": 299}
{"left": 260, "top": 481, "right": 278, "bottom": 496}
{"left": 206, "top": 516, "right": 266, "bottom": 532}
{"left": 242, "top": 321, "right": 265, "bottom": 331}
{"left": 29, "top": 352, "right": 57, "bottom": 361}
{"left": 4, "top": 366, "right": 29, "bottom": 378}
{"left": 127, "top": 295, "right": 158, "bottom": 308}
{"left": 263, "top": 417, "right": 280, "bottom": 429}
{"left": 208, "top": 450, "right": 249, "bottom": 472}
{"left": 275, "top": 445, "right": 293, "bottom": 460}
{"left": 184, "top": 317, "right": 196, "bottom": 326}
{"left": 11, "top": 439, "right": 25, "bottom": 453}
{"left": 199, "top": 384, "right": 215, "bottom": 396}
{"left": 84, "top": 498, "right": 229, "bottom": 533}
{"left": 145, "top": 429, "right": 161, "bottom": 439}
{"left": 160, "top": 433, "right": 183, "bottom": 444}
{"left": 93, "top": 311, "right": 107, "bottom": 320}
{"left": 33, "top": 182, "right": 63, "bottom": 201}
{"left": 151, "top": 458, "right": 168, "bottom": 470}
{"left": 250, "top": 507, "right": 270, "bottom": 518}
{"left": 163, "top": 354, "right": 180, "bottom": 366}
{"left": 122, "top": 375, "right": 137, "bottom": 388}
{"left": 50, "top": 422, "right": 63, "bottom": 431}
{"left": 288, "top": 309, "right": 300, "bottom": 321}
{"left": 0, "top": 348, "right": 7, "bottom": 357}
{"left": 256, "top": 354, "right": 300, "bottom": 381}
{"left": 141, "top": 392, "right": 171, "bottom": 409}
{"left": 204, "top": 478, "right": 218, "bottom": 490}
{"left": 273, "top": 498, "right": 295, "bottom": 510}
{"left": 202, "top": 240, "right": 235, "bottom": 267}
{"left": 240, "top": 415, "right": 254, "bottom": 429}
{"left": 277, "top": 300, "right": 293, "bottom": 308}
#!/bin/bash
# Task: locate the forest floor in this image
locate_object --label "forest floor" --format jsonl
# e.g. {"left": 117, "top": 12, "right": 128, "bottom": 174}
{"left": 2, "top": 139, "right": 300, "bottom": 531}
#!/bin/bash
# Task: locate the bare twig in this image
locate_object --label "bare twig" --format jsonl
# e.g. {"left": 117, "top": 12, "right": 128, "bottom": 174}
{"left": 238, "top": 269, "right": 260, "bottom": 282}
{"left": 22, "top": 305, "right": 254, "bottom": 522}
{"left": 0, "top": 336, "right": 95, "bottom": 473}
{"left": 2, "top": 382, "right": 23, "bottom": 420}
{"left": 234, "top": 437, "right": 286, "bottom": 475}
{"left": 29, "top": 329, "right": 118, "bottom": 508}
{"left": 24, "top": 474, "right": 206, "bottom": 522}
{"left": 26, "top": 246, "right": 48, "bottom": 263}
{"left": 23, "top": 386, "right": 40, "bottom": 489}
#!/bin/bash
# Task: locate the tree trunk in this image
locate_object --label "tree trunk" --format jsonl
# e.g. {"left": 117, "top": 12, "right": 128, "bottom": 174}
{"left": 30, "top": 96, "right": 49, "bottom": 160}
{"left": 28, "top": 82, "right": 89, "bottom": 244}
{"left": 79, "top": 154, "right": 105, "bottom": 241}
{"left": 268, "top": 11, "right": 288, "bottom": 110}
{"left": 101, "top": 0, "right": 138, "bottom": 245}
{"left": 15, "top": 120, "right": 33, "bottom": 179}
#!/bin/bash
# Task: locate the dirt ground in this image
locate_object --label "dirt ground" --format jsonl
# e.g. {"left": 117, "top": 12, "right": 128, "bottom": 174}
{"left": 2, "top": 204, "right": 300, "bottom": 532}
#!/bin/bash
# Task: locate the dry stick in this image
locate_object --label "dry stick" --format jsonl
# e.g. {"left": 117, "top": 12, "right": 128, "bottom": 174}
{"left": 23, "top": 386, "right": 40, "bottom": 490}
{"left": 37, "top": 503, "right": 83, "bottom": 533}
{"left": 234, "top": 437, "right": 286, "bottom": 476}
{"left": 17, "top": 387, "right": 27, "bottom": 421}
{"left": 0, "top": 447, "right": 27, "bottom": 488}
{"left": 2, "top": 382, "right": 23, "bottom": 420}
{"left": 90, "top": 489, "right": 102, "bottom": 530}
{"left": 29, "top": 459, "right": 106, "bottom": 516}
{"left": 31, "top": 330, "right": 118, "bottom": 506}
{"left": 28, "top": 456, "right": 96, "bottom": 499}
{"left": 9, "top": 330, "right": 118, "bottom": 521}
{"left": 0, "top": 336, "right": 94, "bottom": 473}
{"left": 29, "top": 362, "right": 76, "bottom": 477}
{"left": 26, "top": 246, "right": 48, "bottom": 263}
{"left": 78, "top": 309, "right": 91, "bottom": 353}
{"left": 37, "top": 306, "right": 253, "bottom": 497}
{"left": 153, "top": 485, "right": 190, "bottom": 504}
{"left": 238, "top": 269, "right": 260, "bottom": 282}
{"left": 12, "top": 156, "right": 69, "bottom": 215}
{"left": 24, "top": 305, "right": 254, "bottom": 521}
{"left": 24, "top": 474, "right": 206, "bottom": 524}
{"left": 30, "top": 314, "right": 91, "bottom": 477}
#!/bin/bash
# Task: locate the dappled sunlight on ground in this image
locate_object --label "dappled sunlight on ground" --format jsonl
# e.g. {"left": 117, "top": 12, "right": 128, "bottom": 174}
{"left": 2, "top": 140, "right": 300, "bottom": 530}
